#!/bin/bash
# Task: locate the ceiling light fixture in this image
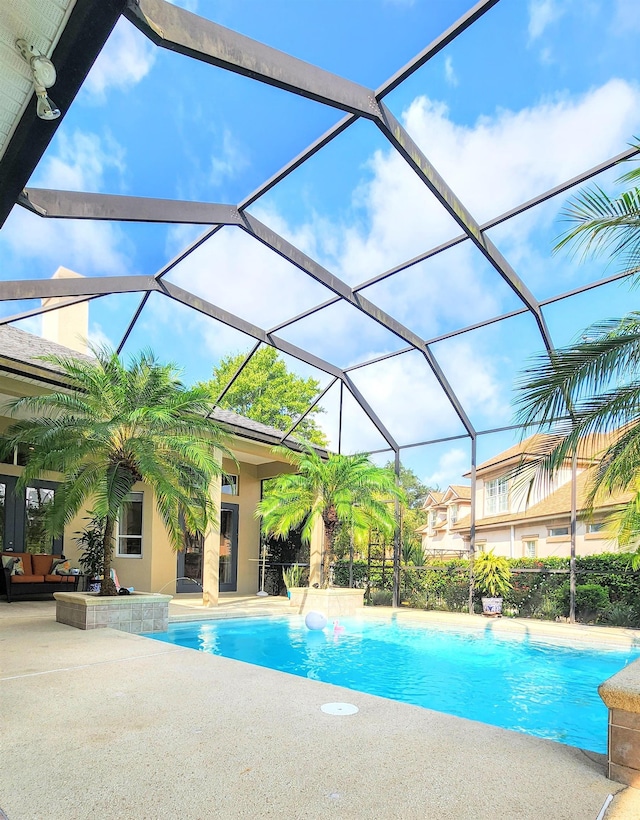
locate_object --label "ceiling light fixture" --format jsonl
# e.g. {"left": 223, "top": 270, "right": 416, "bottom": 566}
{"left": 16, "top": 39, "right": 61, "bottom": 121}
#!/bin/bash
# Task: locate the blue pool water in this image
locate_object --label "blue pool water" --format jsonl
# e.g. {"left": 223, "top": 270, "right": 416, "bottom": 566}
{"left": 144, "top": 616, "right": 640, "bottom": 753}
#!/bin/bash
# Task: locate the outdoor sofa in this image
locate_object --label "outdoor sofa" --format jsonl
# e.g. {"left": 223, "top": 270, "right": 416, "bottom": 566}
{"left": 1, "top": 552, "right": 79, "bottom": 602}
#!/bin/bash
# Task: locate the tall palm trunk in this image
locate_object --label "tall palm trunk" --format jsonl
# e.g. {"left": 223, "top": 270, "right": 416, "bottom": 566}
{"left": 322, "top": 506, "right": 339, "bottom": 588}
{"left": 100, "top": 517, "right": 118, "bottom": 596}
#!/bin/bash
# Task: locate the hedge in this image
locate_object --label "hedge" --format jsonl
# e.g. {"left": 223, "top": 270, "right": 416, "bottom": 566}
{"left": 332, "top": 553, "right": 640, "bottom": 625}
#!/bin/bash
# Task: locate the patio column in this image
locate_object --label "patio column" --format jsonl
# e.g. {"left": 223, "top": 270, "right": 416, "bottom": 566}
{"left": 202, "top": 463, "right": 222, "bottom": 607}
{"left": 309, "top": 516, "right": 323, "bottom": 587}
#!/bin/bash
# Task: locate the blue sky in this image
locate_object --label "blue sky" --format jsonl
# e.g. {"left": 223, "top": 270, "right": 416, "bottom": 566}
{"left": 1, "top": 0, "right": 640, "bottom": 488}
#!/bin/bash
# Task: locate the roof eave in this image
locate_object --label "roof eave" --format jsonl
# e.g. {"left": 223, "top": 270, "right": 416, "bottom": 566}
{"left": 0, "top": 0, "right": 127, "bottom": 228}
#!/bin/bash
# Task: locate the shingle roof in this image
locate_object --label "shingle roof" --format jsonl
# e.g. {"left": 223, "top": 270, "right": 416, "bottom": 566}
{"left": 445, "top": 484, "right": 471, "bottom": 500}
{"left": 0, "top": 324, "right": 93, "bottom": 375}
{"left": 422, "top": 491, "right": 445, "bottom": 508}
{"left": 0, "top": 325, "right": 316, "bottom": 451}
{"left": 208, "top": 406, "right": 307, "bottom": 446}
{"left": 466, "top": 432, "right": 621, "bottom": 478}
{"left": 452, "top": 468, "right": 633, "bottom": 532}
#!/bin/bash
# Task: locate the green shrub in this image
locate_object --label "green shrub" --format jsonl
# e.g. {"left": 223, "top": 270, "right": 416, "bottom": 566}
{"left": 558, "top": 582, "right": 610, "bottom": 622}
{"left": 604, "top": 603, "right": 640, "bottom": 628}
{"left": 370, "top": 589, "right": 393, "bottom": 606}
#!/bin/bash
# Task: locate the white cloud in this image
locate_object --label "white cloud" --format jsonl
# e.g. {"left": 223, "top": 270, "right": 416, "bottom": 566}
{"left": 149, "top": 78, "right": 640, "bottom": 448}
{"left": 611, "top": 0, "right": 640, "bottom": 34}
{"left": 13, "top": 316, "right": 42, "bottom": 336}
{"left": 88, "top": 322, "right": 115, "bottom": 350}
{"left": 444, "top": 56, "right": 458, "bottom": 87}
{"left": 210, "top": 129, "right": 249, "bottom": 187}
{"left": 528, "top": 0, "right": 565, "bottom": 41}
{"left": 424, "top": 448, "right": 469, "bottom": 489}
{"left": 84, "top": 19, "right": 156, "bottom": 100}
{"left": 0, "top": 130, "right": 131, "bottom": 276}
{"left": 38, "top": 131, "right": 125, "bottom": 192}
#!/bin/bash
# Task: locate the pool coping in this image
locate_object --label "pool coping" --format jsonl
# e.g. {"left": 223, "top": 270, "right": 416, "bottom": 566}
{"left": 168, "top": 601, "right": 640, "bottom": 651}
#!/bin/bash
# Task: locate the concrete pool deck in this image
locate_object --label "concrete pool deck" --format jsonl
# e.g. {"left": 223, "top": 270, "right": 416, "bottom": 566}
{"left": 2, "top": 598, "right": 640, "bottom": 819}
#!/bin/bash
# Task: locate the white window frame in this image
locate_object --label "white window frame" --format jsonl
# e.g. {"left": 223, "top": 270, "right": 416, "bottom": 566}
{"left": 449, "top": 503, "right": 459, "bottom": 525}
{"left": 116, "top": 492, "right": 143, "bottom": 558}
{"left": 524, "top": 539, "right": 537, "bottom": 558}
{"left": 485, "top": 477, "right": 509, "bottom": 516}
{"left": 587, "top": 522, "right": 604, "bottom": 533}
{"left": 548, "top": 526, "right": 569, "bottom": 537}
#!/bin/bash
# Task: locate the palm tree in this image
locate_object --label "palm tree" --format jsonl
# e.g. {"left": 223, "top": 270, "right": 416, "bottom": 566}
{"left": 1, "top": 345, "right": 232, "bottom": 595}
{"left": 514, "top": 142, "right": 640, "bottom": 554}
{"left": 256, "top": 448, "right": 404, "bottom": 587}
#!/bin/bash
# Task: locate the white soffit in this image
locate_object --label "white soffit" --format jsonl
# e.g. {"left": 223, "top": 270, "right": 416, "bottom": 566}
{"left": 0, "top": 0, "right": 77, "bottom": 163}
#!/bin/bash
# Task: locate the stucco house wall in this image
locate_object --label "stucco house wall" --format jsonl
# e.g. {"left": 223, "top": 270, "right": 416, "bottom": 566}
{"left": 0, "top": 275, "right": 322, "bottom": 604}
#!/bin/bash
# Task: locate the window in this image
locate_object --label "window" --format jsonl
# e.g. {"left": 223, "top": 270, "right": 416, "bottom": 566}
{"left": 117, "top": 492, "right": 143, "bottom": 556}
{"left": 485, "top": 477, "right": 509, "bottom": 516}
{"left": 25, "top": 486, "right": 54, "bottom": 553}
{"left": 222, "top": 474, "right": 238, "bottom": 495}
{"left": 549, "top": 526, "right": 569, "bottom": 537}
{"left": 587, "top": 522, "right": 604, "bottom": 533}
{"left": 449, "top": 504, "right": 459, "bottom": 525}
{"left": 429, "top": 511, "right": 437, "bottom": 529}
{"left": 524, "top": 540, "right": 537, "bottom": 558}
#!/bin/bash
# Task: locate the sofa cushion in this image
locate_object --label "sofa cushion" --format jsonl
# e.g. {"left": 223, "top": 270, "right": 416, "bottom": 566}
{"left": 44, "top": 574, "right": 75, "bottom": 583}
{"left": 2, "top": 555, "right": 25, "bottom": 575}
{"left": 32, "top": 554, "right": 54, "bottom": 575}
{"left": 12, "top": 574, "right": 45, "bottom": 583}
{"left": 2, "top": 553, "right": 32, "bottom": 574}
{"left": 51, "top": 558, "right": 72, "bottom": 575}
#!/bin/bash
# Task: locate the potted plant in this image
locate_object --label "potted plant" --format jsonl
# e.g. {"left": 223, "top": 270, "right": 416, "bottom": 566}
{"left": 474, "top": 550, "right": 512, "bottom": 616}
{"left": 75, "top": 514, "right": 106, "bottom": 592}
{"left": 282, "top": 563, "right": 304, "bottom": 597}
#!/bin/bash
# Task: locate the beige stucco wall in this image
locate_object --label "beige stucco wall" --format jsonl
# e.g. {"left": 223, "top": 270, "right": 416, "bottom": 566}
{"left": 474, "top": 520, "right": 618, "bottom": 560}
{"left": 0, "top": 392, "right": 298, "bottom": 600}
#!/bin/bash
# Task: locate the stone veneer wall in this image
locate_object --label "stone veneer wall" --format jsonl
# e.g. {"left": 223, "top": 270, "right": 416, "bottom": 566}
{"left": 599, "top": 657, "right": 640, "bottom": 786}
{"left": 54, "top": 591, "right": 171, "bottom": 633}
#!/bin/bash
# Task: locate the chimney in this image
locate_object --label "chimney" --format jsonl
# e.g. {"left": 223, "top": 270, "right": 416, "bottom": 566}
{"left": 41, "top": 267, "right": 89, "bottom": 354}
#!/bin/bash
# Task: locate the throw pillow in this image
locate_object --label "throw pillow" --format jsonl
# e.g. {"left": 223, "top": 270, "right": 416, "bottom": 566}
{"left": 2, "top": 556, "right": 24, "bottom": 575}
{"left": 51, "top": 558, "right": 72, "bottom": 575}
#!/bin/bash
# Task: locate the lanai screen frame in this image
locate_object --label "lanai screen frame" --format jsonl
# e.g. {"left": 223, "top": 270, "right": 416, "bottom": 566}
{"left": 1, "top": 0, "right": 637, "bottom": 610}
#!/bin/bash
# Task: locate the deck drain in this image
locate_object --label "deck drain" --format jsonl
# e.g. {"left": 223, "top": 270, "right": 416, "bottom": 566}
{"left": 321, "top": 702, "right": 359, "bottom": 716}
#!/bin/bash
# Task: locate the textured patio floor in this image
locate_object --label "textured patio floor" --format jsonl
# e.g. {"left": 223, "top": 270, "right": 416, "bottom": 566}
{"left": 2, "top": 598, "right": 640, "bottom": 819}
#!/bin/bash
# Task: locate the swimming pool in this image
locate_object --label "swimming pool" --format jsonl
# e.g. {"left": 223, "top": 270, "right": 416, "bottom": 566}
{"left": 144, "top": 615, "right": 640, "bottom": 753}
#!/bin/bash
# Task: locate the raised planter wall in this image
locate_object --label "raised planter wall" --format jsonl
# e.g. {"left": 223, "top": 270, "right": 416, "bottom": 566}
{"left": 288, "top": 586, "right": 365, "bottom": 617}
{"left": 54, "top": 591, "right": 172, "bottom": 633}
{"left": 599, "top": 657, "right": 640, "bottom": 785}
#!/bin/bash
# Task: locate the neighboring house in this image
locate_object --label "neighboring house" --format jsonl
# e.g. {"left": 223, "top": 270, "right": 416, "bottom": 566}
{"left": 419, "top": 435, "right": 632, "bottom": 560}
{"left": 416, "top": 486, "right": 471, "bottom": 558}
{"left": 0, "top": 269, "right": 322, "bottom": 605}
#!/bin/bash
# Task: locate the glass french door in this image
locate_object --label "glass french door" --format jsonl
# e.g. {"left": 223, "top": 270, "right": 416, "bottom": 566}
{"left": 176, "top": 502, "right": 238, "bottom": 593}
{"left": 219, "top": 502, "right": 238, "bottom": 592}
{"left": 0, "top": 475, "right": 62, "bottom": 554}
{"left": 176, "top": 530, "right": 204, "bottom": 593}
